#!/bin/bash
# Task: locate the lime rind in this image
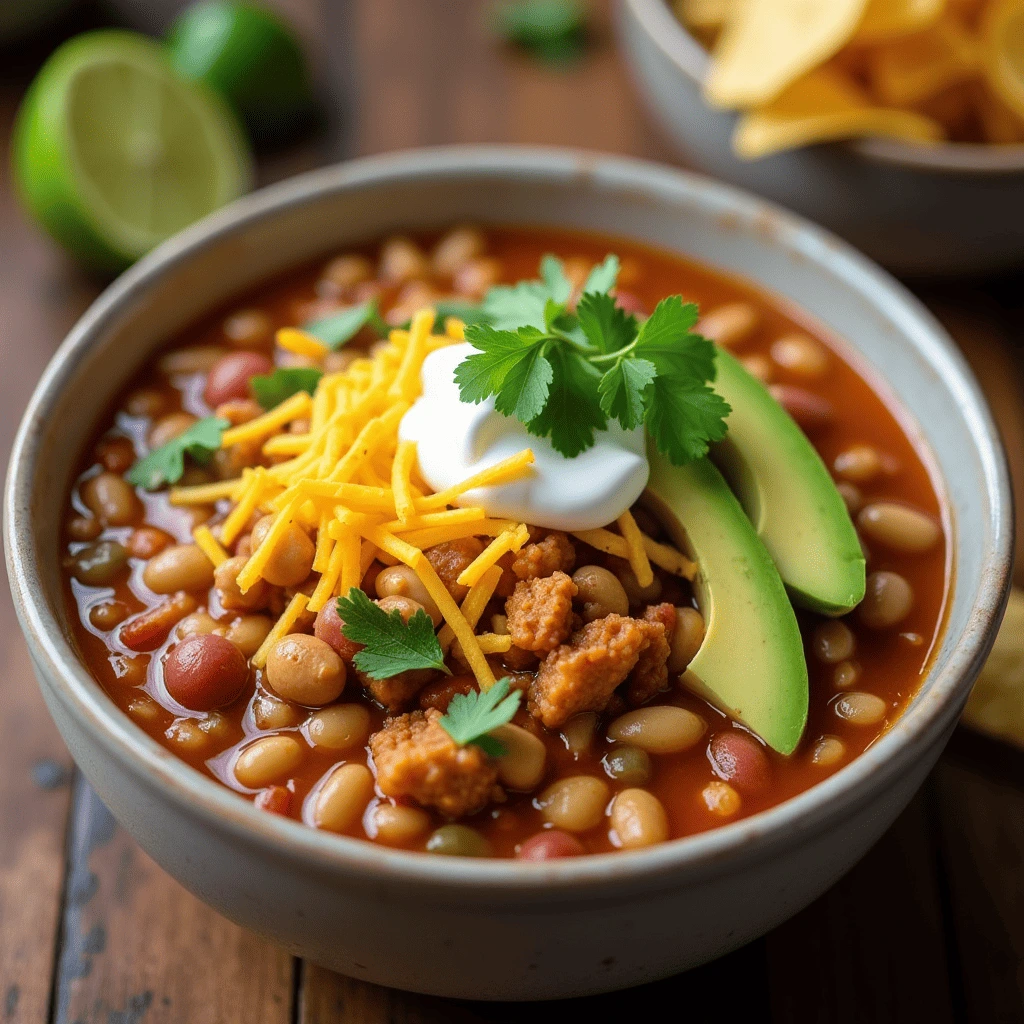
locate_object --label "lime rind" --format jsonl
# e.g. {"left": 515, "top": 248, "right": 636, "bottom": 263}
{"left": 166, "top": 1, "right": 313, "bottom": 138}
{"left": 12, "top": 30, "right": 253, "bottom": 273}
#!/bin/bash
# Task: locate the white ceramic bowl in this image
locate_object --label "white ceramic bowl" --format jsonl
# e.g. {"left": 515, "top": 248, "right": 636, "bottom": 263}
{"left": 617, "top": 0, "right": 1024, "bottom": 276}
{"left": 4, "top": 146, "right": 1012, "bottom": 1000}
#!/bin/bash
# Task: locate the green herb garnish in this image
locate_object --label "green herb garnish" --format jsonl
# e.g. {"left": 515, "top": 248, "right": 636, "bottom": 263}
{"left": 455, "top": 255, "right": 730, "bottom": 464}
{"left": 439, "top": 677, "right": 522, "bottom": 756}
{"left": 336, "top": 587, "right": 450, "bottom": 679}
{"left": 126, "top": 416, "right": 229, "bottom": 490}
{"left": 492, "top": 0, "right": 587, "bottom": 64}
{"left": 306, "top": 298, "right": 389, "bottom": 349}
{"left": 250, "top": 367, "right": 323, "bottom": 410}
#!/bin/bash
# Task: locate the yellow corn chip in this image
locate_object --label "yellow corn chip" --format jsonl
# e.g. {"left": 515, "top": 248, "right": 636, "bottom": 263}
{"left": 733, "top": 64, "right": 944, "bottom": 158}
{"left": 868, "top": 17, "right": 979, "bottom": 105}
{"left": 962, "top": 588, "right": 1024, "bottom": 748}
{"left": 974, "top": 81, "right": 1024, "bottom": 140}
{"left": 854, "top": 0, "right": 946, "bottom": 43}
{"left": 982, "top": 0, "right": 1024, "bottom": 119}
{"left": 705, "top": 0, "right": 869, "bottom": 108}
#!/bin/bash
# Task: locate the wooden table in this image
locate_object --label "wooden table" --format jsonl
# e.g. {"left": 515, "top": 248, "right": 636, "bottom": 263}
{"left": 2, "top": 2, "right": 1024, "bottom": 1020}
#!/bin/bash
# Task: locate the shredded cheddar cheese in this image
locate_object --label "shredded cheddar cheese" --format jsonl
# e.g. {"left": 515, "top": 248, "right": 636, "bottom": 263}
{"left": 222, "top": 391, "right": 312, "bottom": 448}
{"left": 439, "top": 565, "right": 504, "bottom": 654}
{"left": 205, "top": 304, "right": 699, "bottom": 693}
{"left": 276, "top": 327, "right": 330, "bottom": 361}
{"left": 456, "top": 523, "right": 530, "bottom": 588}
{"left": 251, "top": 592, "right": 309, "bottom": 669}
{"left": 192, "top": 524, "right": 229, "bottom": 567}
{"left": 617, "top": 510, "right": 654, "bottom": 588}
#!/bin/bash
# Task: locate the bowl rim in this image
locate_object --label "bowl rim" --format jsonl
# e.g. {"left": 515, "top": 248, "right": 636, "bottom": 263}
{"left": 623, "top": 0, "right": 1024, "bottom": 175}
{"left": 5, "top": 144, "right": 1013, "bottom": 895}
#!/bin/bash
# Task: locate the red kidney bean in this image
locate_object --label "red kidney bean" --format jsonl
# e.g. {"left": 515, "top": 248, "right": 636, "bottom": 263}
{"left": 708, "top": 731, "right": 771, "bottom": 795}
{"left": 164, "top": 633, "right": 249, "bottom": 711}
{"left": 254, "top": 785, "right": 292, "bottom": 816}
{"left": 203, "top": 351, "right": 274, "bottom": 408}
{"left": 769, "top": 385, "right": 834, "bottom": 431}
{"left": 313, "top": 600, "right": 364, "bottom": 663}
{"left": 516, "top": 830, "right": 586, "bottom": 861}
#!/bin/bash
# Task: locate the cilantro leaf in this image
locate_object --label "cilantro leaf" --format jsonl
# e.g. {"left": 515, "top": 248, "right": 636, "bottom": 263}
{"left": 455, "top": 325, "right": 552, "bottom": 421}
{"left": 467, "top": 254, "right": 731, "bottom": 467}
{"left": 539, "top": 254, "right": 573, "bottom": 304}
{"left": 439, "top": 677, "right": 522, "bottom": 756}
{"left": 432, "top": 299, "right": 491, "bottom": 326}
{"left": 492, "top": 0, "right": 587, "bottom": 64}
{"left": 645, "top": 375, "right": 732, "bottom": 465}
{"left": 394, "top": 299, "right": 492, "bottom": 331}
{"left": 481, "top": 254, "right": 571, "bottom": 330}
{"left": 126, "top": 416, "right": 229, "bottom": 490}
{"left": 576, "top": 291, "right": 638, "bottom": 355}
{"left": 492, "top": 340, "right": 554, "bottom": 424}
{"left": 582, "top": 254, "right": 619, "bottom": 296}
{"left": 632, "top": 296, "right": 715, "bottom": 379}
{"left": 306, "top": 299, "right": 387, "bottom": 348}
{"left": 598, "top": 357, "right": 656, "bottom": 430}
{"left": 250, "top": 367, "right": 323, "bottom": 410}
{"left": 336, "top": 588, "right": 449, "bottom": 679}
{"left": 526, "top": 345, "right": 605, "bottom": 457}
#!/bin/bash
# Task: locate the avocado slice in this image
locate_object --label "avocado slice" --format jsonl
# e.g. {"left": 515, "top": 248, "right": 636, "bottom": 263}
{"left": 711, "top": 349, "right": 866, "bottom": 616}
{"left": 645, "top": 446, "right": 808, "bottom": 755}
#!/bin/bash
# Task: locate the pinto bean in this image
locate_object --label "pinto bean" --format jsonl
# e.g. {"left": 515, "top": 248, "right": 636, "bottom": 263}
{"left": 81, "top": 471, "right": 141, "bottom": 526}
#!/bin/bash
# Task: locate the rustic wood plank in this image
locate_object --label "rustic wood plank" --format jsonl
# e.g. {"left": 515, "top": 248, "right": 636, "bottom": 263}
{"left": 933, "top": 737, "right": 1024, "bottom": 1023}
{"left": 928, "top": 301, "right": 1024, "bottom": 583}
{"left": 344, "top": 0, "right": 672, "bottom": 162}
{"left": 0, "top": 22, "right": 105, "bottom": 1020}
{"left": 51, "top": 781, "right": 296, "bottom": 1024}
{"left": 764, "top": 793, "right": 958, "bottom": 1023}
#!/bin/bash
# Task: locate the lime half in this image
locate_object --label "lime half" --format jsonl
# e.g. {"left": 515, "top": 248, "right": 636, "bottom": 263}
{"left": 13, "top": 30, "right": 253, "bottom": 273}
{"left": 167, "top": 1, "right": 313, "bottom": 139}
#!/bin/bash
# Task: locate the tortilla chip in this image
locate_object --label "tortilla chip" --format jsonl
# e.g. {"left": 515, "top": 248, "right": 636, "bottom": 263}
{"left": 975, "top": 81, "right": 1024, "bottom": 140}
{"left": 982, "top": 0, "right": 1024, "bottom": 120}
{"left": 962, "top": 588, "right": 1024, "bottom": 748}
{"left": 732, "top": 64, "right": 945, "bottom": 158}
{"left": 705, "top": 0, "right": 869, "bottom": 108}
{"left": 854, "top": 0, "right": 947, "bottom": 42}
{"left": 868, "top": 17, "right": 980, "bottom": 105}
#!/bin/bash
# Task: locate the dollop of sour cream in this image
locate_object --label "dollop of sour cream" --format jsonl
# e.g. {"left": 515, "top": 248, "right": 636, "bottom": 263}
{"left": 398, "top": 343, "right": 650, "bottom": 531}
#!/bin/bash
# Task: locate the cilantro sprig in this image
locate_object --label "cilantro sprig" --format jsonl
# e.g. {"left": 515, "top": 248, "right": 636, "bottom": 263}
{"left": 126, "top": 416, "right": 229, "bottom": 490}
{"left": 455, "top": 255, "right": 731, "bottom": 464}
{"left": 492, "top": 0, "right": 587, "bottom": 64}
{"left": 439, "top": 677, "right": 522, "bottom": 757}
{"left": 336, "top": 588, "right": 449, "bottom": 679}
{"left": 305, "top": 298, "right": 389, "bottom": 349}
{"left": 250, "top": 367, "right": 323, "bottom": 410}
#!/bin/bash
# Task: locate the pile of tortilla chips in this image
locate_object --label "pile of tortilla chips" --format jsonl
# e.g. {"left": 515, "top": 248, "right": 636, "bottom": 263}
{"left": 962, "top": 588, "right": 1024, "bottom": 749}
{"left": 676, "top": 0, "right": 1024, "bottom": 158}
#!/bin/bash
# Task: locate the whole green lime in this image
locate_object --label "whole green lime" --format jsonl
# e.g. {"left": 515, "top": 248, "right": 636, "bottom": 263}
{"left": 166, "top": 1, "right": 313, "bottom": 139}
{"left": 12, "top": 30, "right": 253, "bottom": 273}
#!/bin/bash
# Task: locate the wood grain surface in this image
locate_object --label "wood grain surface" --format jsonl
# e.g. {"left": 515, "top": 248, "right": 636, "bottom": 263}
{"left": 0, "top": 2, "right": 1022, "bottom": 1021}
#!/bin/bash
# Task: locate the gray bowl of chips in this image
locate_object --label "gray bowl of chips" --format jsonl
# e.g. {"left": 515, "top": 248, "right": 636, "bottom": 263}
{"left": 617, "top": 0, "right": 1024, "bottom": 276}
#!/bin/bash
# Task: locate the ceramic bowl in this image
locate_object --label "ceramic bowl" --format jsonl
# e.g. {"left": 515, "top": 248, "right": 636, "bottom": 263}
{"left": 616, "top": 0, "right": 1024, "bottom": 276}
{"left": 4, "top": 146, "right": 1012, "bottom": 1000}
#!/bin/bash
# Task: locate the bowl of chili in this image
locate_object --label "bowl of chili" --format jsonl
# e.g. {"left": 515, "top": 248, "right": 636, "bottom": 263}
{"left": 4, "top": 146, "right": 1011, "bottom": 999}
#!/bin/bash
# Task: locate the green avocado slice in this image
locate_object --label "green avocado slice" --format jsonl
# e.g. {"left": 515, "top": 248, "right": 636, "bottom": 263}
{"left": 711, "top": 349, "right": 866, "bottom": 616}
{"left": 645, "top": 446, "right": 808, "bottom": 755}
